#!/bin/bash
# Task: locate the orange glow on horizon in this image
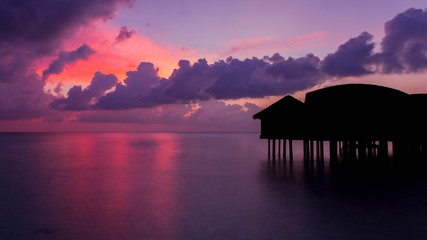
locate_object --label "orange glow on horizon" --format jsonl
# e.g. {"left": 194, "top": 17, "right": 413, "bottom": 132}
{"left": 41, "top": 22, "right": 198, "bottom": 90}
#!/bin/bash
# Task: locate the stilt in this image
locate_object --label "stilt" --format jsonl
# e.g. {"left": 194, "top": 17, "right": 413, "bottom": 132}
{"left": 268, "top": 139, "right": 271, "bottom": 159}
{"left": 349, "top": 140, "right": 357, "bottom": 160}
{"left": 358, "top": 140, "right": 367, "bottom": 160}
{"left": 310, "top": 140, "right": 314, "bottom": 161}
{"left": 283, "top": 139, "right": 287, "bottom": 161}
{"left": 316, "top": 140, "right": 320, "bottom": 160}
{"left": 330, "top": 140, "right": 338, "bottom": 162}
{"left": 278, "top": 139, "right": 281, "bottom": 159}
{"left": 320, "top": 141, "right": 324, "bottom": 161}
{"left": 272, "top": 139, "right": 276, "bottom": 160}
{"left": 342, "top": 141, "right": 349, "bottom": 158}
{"left": 367, "top": 141, "right": 374, "bottom": 159}
{"left": 289, "top": 139, "right": 293, "bottom": 161}
{"left": 303, "top": 140, "right": 308, "bottom": 161}
{"left": 378, "top": 140, "right": 388, "bottom": 160}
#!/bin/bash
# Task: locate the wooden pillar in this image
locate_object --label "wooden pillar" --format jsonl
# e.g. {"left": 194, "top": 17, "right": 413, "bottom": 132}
{"left": 303, "top": 140, "right": 308, "bottom": 161}
{"left": 367, "top": 141, "right": 374, "bottom": 159}
{"left": 392, "top": 140, "right": 399, "bottom": 160}
{"left": 268, "top": 139, "right": 271, "bottom": 159}
{"left": 330, "top": 140, "right": 338, "bottom": 162}
{"left": 393, "top": 139, "right": 409, "bottom": 161}
{"left": 374, "top": 141, "right": 378, "bottom": 156}
{"left": 310, "top": 140, "right": 314, "bottom": 161}
{"left": 342, "top": 140, "right": 348, "bottom": 159}
{"left": 320, "top": 141, "right": 324, "bottom": 161}
{"left": 358, "top": 140, "right": 367, "bottom": 160}
{"left": 283, "top": 139, "right": 287, "bottom": 161}
{"left": 378, "top": 140, "right": 388, "bottom": 160}
{"left": 272, "top": 139, "right": 276, "bottom": 160}
{"left": 277, "top": 139, "right": 281, "bottom": 159}
{"left": 316, "top": 140, "right": 320, "bottom": 160}
{"left": 289, "top": 139, "right": 293, "bottom": 161}
{"left": 349, "top": 140, "right": 357, "bottom": 160}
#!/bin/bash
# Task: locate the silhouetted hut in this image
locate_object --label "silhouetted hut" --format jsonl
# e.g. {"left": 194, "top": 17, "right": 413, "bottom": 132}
{"left": 253, "top": 84, "right": 427, "bottom": 161}
{"left": 304, "top": 84, "right": 408, "bottom": 141}
{"left": 253, "top": 95, "right": 305, "bottom": 160}
{"left": 253, "top": 95, "right": 305, "bottom": 139}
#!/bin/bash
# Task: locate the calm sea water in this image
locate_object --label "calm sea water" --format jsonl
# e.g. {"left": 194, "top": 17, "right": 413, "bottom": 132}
{"left": 0, "top": 132, "right": 426, "bottom": 240}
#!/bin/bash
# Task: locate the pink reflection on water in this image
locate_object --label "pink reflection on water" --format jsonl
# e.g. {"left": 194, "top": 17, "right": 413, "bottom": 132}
{"left": 147, "top": 133, "right": 180, "bottom": 236}
{"left": 41, "top": 133, "right": 181, "bottom": 238}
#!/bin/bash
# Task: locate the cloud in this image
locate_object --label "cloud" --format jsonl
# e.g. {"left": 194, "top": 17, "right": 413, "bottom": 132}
{"left": 0, "top": 0, "right": 133, "bottom": 120}
{"left": 86, "top": 54, "right": 326, "bottom": 110}
{"left": 0, "top": 46, "right": 35, "bottom": 83}
{"left": 321, "top": 32, "right": 375, "bottom": 77}
{"left": 94, "top": 62, "right": 168, "bottom": 109}
{"left": 76, "top": 99, "right": 262, "bottom": 132}
{"left": 378, "top": 8, "right": 427, "bottom": 73}
{"left": 261, "top": 54, "right": 324, "bottom": 95}
{"left": 50, "top": 72, "right": 118, "bottom": 110}
{"left": 205, "top": 55, "right": 324, "bottom": 99}
{"left": 220, "top": 32, "right": 327, "bottom": 58}
{"left": 0, "top": 0, "right": 134, "bottom": 44}
{"left": 115, "top": 26, "right": 135, "bottom": 43}
{"left": 0, "top": 0, "right": 134, "bottom": 83}
{"left": 0, "top": 73, "right": 53, "bottom": 120}
{"left": 42, "top": 44, "right": 95, "bottom": 79}
{"left": 2, "top": 5, "right": 427, "bottom": 128}
{"left": 48, "top": 8, "right": 427, "bottom": 115}
{"left": 162, "top": 59, "right": 217, "bottom": 101}
{"left": 319, "top": 8, "right": 427, "bottom": 77}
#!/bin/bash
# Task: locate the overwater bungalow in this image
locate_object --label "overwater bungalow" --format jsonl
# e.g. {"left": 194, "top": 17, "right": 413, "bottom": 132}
{"left": 253, "top": 84, "right": 427, "bottom": 161}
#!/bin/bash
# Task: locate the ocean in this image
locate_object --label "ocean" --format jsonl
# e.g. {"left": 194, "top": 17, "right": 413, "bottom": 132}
{"left": 0, "top": 132, "right": 426, "bottom": 240}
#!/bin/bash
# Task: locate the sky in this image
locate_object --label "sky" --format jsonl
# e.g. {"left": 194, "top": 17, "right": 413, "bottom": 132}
{"left": 0, "top": 0, "right": 427, "bottom": 132}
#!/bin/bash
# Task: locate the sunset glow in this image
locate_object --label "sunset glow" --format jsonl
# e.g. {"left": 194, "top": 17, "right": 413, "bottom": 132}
{"left": 1, "top": 0, "right": 426, "bottom": 132}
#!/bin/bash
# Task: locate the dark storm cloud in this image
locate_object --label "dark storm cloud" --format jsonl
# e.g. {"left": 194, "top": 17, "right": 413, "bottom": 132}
{"left": 321, "top": 32, "right": 375, "bottom": 77}
{"left": 0, "top": 73, "right": 53, "bottom": 120}
{"left": 94, "top": 62, "right": 168, "bottom": 109}
{"left": 162, "top": 59, "right": 216, "bottom": 102}
{"left": 320, "top": 8, "right": 427, "bottom": 76}
{"left": 0, "top": 0, "right": 135, "bottom": 44}
{"left": 115, "top": 26, "right": 135, "bottom": 42}
{"left": 205, "top": 57, "right": 270, "bottom": 99}
{"left": 89, "top": 54, "right": 325, "bottom": 110}
{"left": 378, "top": 8, "right": 427, "bottom": 73}
{"left": 42, "top": 44, "right": 95, "bottom": 79}
{"left": 0, "top": 0, "right": 133, "bottom": 119}
{"left": 0, "top": 46, "right": 34, "bottom": 83}
{"left": 50, "top": 72, "right": 118, "bottom": 111}
{"left": 262, "top": 54, "right": 324, "bottom": 95}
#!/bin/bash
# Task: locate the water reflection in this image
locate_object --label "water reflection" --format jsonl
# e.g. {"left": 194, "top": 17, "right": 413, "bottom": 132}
{"left": 262, "top": 148, "right": 427, "bottom": 240}
{"left": 0, "top": 133, "right": 185, "bottom": 239}
{"left": 1, "top": 133, "right": 426, "bottom": 240}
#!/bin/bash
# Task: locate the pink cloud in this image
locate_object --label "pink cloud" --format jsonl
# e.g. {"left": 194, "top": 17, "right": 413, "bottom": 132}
{"left": 220, "top": 32, "right": 328, "bottom": 57}
{"left": 47, "top": 23, "right": 199, "bottom": 90}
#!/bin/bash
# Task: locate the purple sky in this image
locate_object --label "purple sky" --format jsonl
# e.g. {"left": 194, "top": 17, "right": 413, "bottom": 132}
{"left": 0, "top": 1, "right": 426, "bottom": 132}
